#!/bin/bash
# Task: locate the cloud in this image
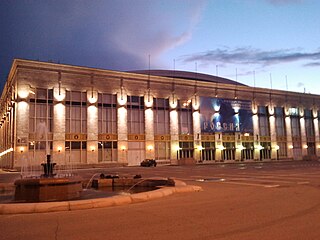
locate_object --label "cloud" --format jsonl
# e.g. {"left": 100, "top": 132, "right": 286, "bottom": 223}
{"left": 266, "top": 0, "right": 304, "bottom": 5}
{"left": 297, "top": 82, "right": 305, "bottom": 88}
{"left": 180, "top": 47, "right": 320, "bottom": 67}
{"left": 303, "top": 62, "right": 320, "bottom": 67}
{"left": 0, "top": 0, "right": 205, "bottom": 83}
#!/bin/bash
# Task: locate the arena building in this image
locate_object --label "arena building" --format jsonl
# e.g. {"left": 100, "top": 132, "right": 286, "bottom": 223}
{"left": 0, "top": 59, "right": 319, "bottom": 169}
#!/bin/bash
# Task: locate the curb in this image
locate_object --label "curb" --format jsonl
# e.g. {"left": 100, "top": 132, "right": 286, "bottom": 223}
{"left": 0, "top": 184, "right": 202, "bottom": 215}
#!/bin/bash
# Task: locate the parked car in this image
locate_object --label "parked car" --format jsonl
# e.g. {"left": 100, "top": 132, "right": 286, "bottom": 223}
{"left": 140, "top": 159, "right": 157, "bottom": 167}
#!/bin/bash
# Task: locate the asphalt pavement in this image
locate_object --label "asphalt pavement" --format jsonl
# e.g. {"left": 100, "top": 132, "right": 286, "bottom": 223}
{"left": 1, "top": 160, "right": 320, "bottom": 240}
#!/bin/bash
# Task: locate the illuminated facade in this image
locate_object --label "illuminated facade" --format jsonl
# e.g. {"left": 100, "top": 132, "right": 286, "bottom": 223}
{"left": 0, "top": 59, "right": 319, "bottom": 169}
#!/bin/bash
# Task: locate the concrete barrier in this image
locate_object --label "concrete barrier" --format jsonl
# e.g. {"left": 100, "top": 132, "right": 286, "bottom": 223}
{"left": 0, "top": 182, "right": 202, "bottom": 215}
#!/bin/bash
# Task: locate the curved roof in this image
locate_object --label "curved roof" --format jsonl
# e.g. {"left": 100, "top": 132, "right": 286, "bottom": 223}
{"left": 129, "top": 69, "right": 246, "bottom": 86}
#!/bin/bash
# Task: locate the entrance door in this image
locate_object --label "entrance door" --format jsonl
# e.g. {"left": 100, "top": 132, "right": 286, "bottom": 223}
{"left": 128, "top": 142, "right": 145, "bottom": 166}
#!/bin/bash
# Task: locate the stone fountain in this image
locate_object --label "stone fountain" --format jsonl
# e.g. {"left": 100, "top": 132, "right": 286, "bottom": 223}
{"left": 14, "top": 155, "right": 82, "bottom": 202}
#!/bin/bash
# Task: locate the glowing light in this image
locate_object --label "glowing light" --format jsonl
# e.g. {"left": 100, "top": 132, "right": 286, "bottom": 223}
{"left": 121, "top": 146, "right": 126, "bottom": 151}
{"left": 274, "top": 145, "right": 280, "bottom": 150}
{"left": 91, "top": 146, "right": 96, "bottom": 152}
{"left": 144, "top": 93, "right": 153, "bottom": 108}
{"left": 197, "top": 146, "right": 204, "bottom": 151}
{"left": 169, "top": 94, "right": 177, "bottom": 109}
{"left": 257, "top": 145, "right": 264, "bottom": 150}
{"left": 218, "top": 145, "right": 225, "bottom": 150}
{"left": 19, "top": 146, "right": 24, "bottom": 153}
{"left": 54, "top": 87, "right": 66, "bottom": 102}
{"left": 288, "top": 145, "right": 294, "bottom": 149}
{"left": 87, "top": 90, "right": 98, "bottom": 104}
{"left": 175, "top": 146, "right": 182, "bottom": 151}
{"left": 0, "top": 148, "right": 13, "bottom": 157}
{"left": 237, "top": 145, "right": 245, "bottom": 150}
{"left": 268, "top": 104, "right": 274, "bottom": 115}
{"left": 303, "top": 145, "right": 308, "bottom": 149}
{"left": 18, "top": 89, "right": 29, "bottom": 99}
{"left": 147, "top": 145, "right": 153, "bottom": 151}
{"left": 117, "top": 91, "right": 127, "bottom": 106}
{"left": 57, "top": 146, "right": 62, "bottom": 153}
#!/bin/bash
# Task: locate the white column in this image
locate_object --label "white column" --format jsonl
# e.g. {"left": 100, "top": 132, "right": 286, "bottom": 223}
{"left": 117, "top": 92, "right": 128, "bottom": 164}
{"left": 145, "top": 95, "right": 154, "bottom": 159}
{"left": 300, "top": 117, "right": 307, "bottom": 157}
{"left": 313, "top": 108, "right": 320, "bottom": 156}
{"left": 86, "top": 91, "right": 98, "bottom": 164}
{"left": 235, "top": 132, "right": 242, "bottom": 161}
{"left": 53, "top": 87, "right": 66, "bottom": 165}
{"left": 285, "top": 115, "right": 293, "bottom": 159}
{"left": 192, "top": 95, "right": 201, "bottom": 162}
{"left": 215, "top": 132, "right": 223, "bottom": 162}
{"left": 169, "top": 95, "right": 179, "bottom": 165}
{"left": 15, "top": 84, "right": 30, "bottom": 168}
{"left": 269, "top": 115, "right": 277, "bottom": 159}
{"left": 252, "top": 107, "right": 260, "bottom": 161}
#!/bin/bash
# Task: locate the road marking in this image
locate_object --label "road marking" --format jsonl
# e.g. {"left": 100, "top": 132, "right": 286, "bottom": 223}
{"left": 222, "top": 181, "right": 280, "bottom": 188}
{"left": 297, "top": 181, "right": 310, "bottom": 185}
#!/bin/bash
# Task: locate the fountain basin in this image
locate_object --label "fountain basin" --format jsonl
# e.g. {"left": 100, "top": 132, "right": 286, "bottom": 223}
{"left": 14, "top": 177, "right": 82, "bottom": 202}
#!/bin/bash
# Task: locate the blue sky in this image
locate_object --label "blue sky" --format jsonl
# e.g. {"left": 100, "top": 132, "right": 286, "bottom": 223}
{"left": 0, "top": 0, "right": 319, "bottom": 93}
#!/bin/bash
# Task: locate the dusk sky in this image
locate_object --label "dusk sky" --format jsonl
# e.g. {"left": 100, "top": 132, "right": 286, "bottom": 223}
{"left": 0, "top": 0, "right": 319, "bottom": 93}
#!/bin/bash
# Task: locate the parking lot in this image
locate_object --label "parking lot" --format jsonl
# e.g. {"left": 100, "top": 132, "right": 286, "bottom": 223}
{"left": 1, "top": 161, "right": 320, "bottom": 240}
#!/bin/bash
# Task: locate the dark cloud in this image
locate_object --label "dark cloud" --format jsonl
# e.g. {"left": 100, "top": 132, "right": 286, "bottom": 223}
{"left": 303, "top": 62, "right": 320, "bottom": 67}
{"left": 266, "top": 0, "right": 304, "bottom": 5}
{"left": 180, "top": 47, "right": 320, "bottom": 67}
{"left": 0, "top": 0, "right": 205, "bottom": 90}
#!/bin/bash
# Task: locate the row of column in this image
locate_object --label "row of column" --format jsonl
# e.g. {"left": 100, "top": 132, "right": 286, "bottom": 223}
{"left": 14, "top": 85, "right": 320, "bottom": 167}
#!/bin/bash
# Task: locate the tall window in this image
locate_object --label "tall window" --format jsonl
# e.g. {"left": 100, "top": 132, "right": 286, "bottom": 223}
{"left": 127, "top": 96, "right": 144, "bottom": 134}
{"left": 305, "top": 109, "right": 315, "bottom": 155}
{"left": 178, "top": 101, "right": 193, "bottom": 134}
{"left": 258, "top": 106, "right": 270, "bottom": 136}
{"left": 275, "top": 107, "right": 285, "bottom": 136}
{"left": 65, "top": 91, "right": 87, "bottom": 133}
{"left": 275, "top": 107, "right": 287, "bottom": 157}
{"left": 98, "top": 93, "right": 117, "bottom": 162}
{"left": 305, "top": 109, "right": 314, "bottom": 137}
{"left": 98, "top": 93, "right": 117, "bottom": 134}
{"left": 29, "top": 88, "right": 53, "bottom": 153}
{"left": 291, "top": 117, "right": 300, "bottom": 137}
{"left": 154, "top": 98, "right": 169, "bottom": 134}
{"left": 154, "top": 98, "right": 170, "bottom": 161}
{"left": 65, "top": 91, "right": 87, "bottom": 163}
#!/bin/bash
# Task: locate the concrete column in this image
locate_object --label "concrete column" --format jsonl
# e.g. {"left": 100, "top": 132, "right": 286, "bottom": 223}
{"left": 215, "top": 132, "right": 222, "bottom": 162}
{"left": 169, "top": 94, "right": 179, "bottom": 164}
{"left": 15, "top": 84, "right": 30, "bottom": 168}
{"left": 252, "top": 114, "right": 260, "bottom": 160}
{"left": 313, "top": 111, "right": 320, "bottom": 156}
{"left": 53, "top": 102, "right": 66, "bottom": 165}
{"left": 86, "top": 90, "right": 98, "bottom": 164}
{"left": 145, "top": 94, "right": 154, "bottom": 159}
{"left": 269, "top": 115, "right": 278, "bottom": 159}
{"left": 192, "top": 95, "right": 201, "bottom": 162}
{"left": 300, "top": 117, "right": 307, "bottom": 156}
{"left": 170, "top": 109, "right": 179, "bottom": 165}
{"left": 117, "top": 92, "right": 128, "bottom": 164}
{"left": 235, "top": 132, "right": 242, "bottom": 161}
{"left": 285, "top": 116, "right": 293, "bottom": 159}
{"left": 52, "top": 87, "right": 66, "bottom": 165}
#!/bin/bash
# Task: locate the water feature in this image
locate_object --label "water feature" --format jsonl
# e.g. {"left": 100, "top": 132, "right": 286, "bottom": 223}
{"left": 14, "top": 154, "right": 82, "bottom": 202}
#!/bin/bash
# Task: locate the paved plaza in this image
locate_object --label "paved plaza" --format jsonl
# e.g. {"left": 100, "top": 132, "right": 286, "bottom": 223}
{"left": 1, "top": 161, "right": 320, "bottom": 240}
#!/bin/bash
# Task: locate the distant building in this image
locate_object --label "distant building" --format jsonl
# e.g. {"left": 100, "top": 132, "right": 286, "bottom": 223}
{"left": 0, "top": 59, "right": 319, "bottom": 169}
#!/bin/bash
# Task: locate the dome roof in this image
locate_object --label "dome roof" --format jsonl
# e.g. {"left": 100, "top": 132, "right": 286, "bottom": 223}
{"left": 129, "top": 69, "right": 246, "bottom": 86}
